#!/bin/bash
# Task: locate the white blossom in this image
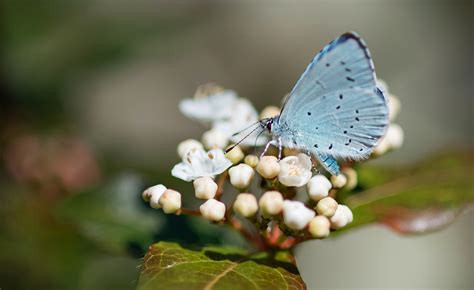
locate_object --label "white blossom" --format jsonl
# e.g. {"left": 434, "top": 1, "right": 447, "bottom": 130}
{"left": 308, "top": 216, "right": 331, "bottom": 238}
{"left": 228, "top": 164, "right": 255, "bottom": 189}
{"left": 179, "top": 89, "right": 238, "bottom": 124}
{"left": 307, "top": 174, "right": 332, "bottom": 201}
{"left": 212, "top": 98, "right": 269, "bottom": 147}
{"left": 278, "top": 153, "right": 312, "bottom": 187}
{"left": 200, "top": 199, "right": 226, "bottom": 221}
{"left": 330, "top": 205, "right": 353, "bottom": 229}
{"left": 193, "top": 176, "right": 218, "bottom": 200}
{"left": 142, "top": 184, "right": 167, "bottom": 208}
{"left": 202, "top": 128, "right": 229, "bottom": 150}
{"left": 282, "top": 200, "right": 315, "bottom": 230}
{"left": 233, "top": 193, "right": 258, "bottom": 217}
{"left": 259, "top": 191, "right": 284, "bottom": 217}
{"left": 256, "top": 156, "right": 280, "bottom": 179}
{"left": 315, "top": 197, "right": 338, "bottom": 217}
{"left": 159, "top": 189, "right": 182, "bottom": 214}
{"left": 171, "top": 148, "right": 232, "bottom": 182}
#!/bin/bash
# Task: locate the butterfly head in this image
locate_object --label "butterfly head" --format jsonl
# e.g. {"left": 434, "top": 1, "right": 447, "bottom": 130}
{"left": 262, "top": 116, "right": 279, "bottom": 133}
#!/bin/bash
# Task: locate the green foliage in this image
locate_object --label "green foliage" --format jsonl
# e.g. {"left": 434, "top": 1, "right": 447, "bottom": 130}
{"left": 137, "top": 242, "right": 306, "bottom": 290}
{"left": 340, "top": 151, "right": 474, "bottom": 234}
{"left": 56, "top": 174, "right": 162, "bottom": 252}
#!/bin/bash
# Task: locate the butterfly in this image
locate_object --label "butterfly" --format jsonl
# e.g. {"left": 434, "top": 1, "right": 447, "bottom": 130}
{"left": 261, "top": 32, "right": 389, "bottom": 176}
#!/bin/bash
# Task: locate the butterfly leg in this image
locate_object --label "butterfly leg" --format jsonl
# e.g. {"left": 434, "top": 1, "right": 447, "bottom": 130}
{"left": 260, "top": 140, "right": 278, "bottom": 158}
{"left": 277, "top": 137, "right": 283, "bottom": 160}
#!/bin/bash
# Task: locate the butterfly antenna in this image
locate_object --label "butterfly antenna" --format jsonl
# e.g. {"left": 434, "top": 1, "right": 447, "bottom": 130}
{"left": 252, "top": 128, "right": 266, "bottom": 155}
{"left": 231, "top": 119, "right": 266, "bottom": 137}
{"left": 226, "top": 125, "right": 263, "bottom": 154}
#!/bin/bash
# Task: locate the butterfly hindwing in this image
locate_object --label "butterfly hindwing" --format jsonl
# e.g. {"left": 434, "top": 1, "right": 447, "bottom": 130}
{"left": 276, "top": 32, "right": 388, "bottom": 163}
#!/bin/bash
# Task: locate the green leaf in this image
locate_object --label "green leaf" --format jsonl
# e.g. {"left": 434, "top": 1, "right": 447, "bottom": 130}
{"left": 136, "top": 242, "right": 306, "bottom": 290}
{"left": 56, "top": 174, "right": 163, "bottom": 252}
{"left": 340, "top": 151, "right": 474, "bottom": 234}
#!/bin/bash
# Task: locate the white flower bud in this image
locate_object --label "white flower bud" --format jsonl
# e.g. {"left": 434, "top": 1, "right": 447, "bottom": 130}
{"left": 244, "top": 155, "right": 259, "bottom": 168}
{"left": 225, "top": 145, "right": 244, "bottom": 164}
{"left": 256, "top": 156, "right": 280, "bottom": 179}
{"left": 308, "top": 215, "right": 331, "bottom": 238}
{"left": 143, "top": 184, "right": 167, "bottom": 208}
{"left": 315, "top": 197, "right": 338, "bottom": 217}
{"left": 202, "top": 128, "right": 229, "bottom": 149}
{"left": 342, "top": 167, "right": 358, "bottom": 191}
{"left": 200, "top": 199, "right": 226, "bottom": 221}
{"left": 177, "top": 139, "right": 203, "bottom": 159}
{"left": 193, "top": 176, "right": 218, "bottom": 200}
{"left": 233, "top": 193, "right": 258, "bottom": 217}
{"left": 159, "top": 189, "right": 181, "bottom": 214}
{"left": 307, "top": 174, "right": 332, "bottom": 201}
{"left": 259, "top": 105, "right": 281, "bottom": 119}
{"left": 330, "top": 205, "right": 353, "bottom": 229}
{"left": 282, "top": 200, "right": 315, "bottom": 230}
{"left": 278, "top": 153, "right": 312, "bottom": 187}
{"left": 331, "top": 174, "right": 347, "bottom": 188}
{"left": 259, "top": 191, "right": 284, "bottom": 217}
{"left": 228, "top": 164, "right": 254, "bottom": 189}
{"left": 389, "top": 94, "right": 401, "bottom": 122}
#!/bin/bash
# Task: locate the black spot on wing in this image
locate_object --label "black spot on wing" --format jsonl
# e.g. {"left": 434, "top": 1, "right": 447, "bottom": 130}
{"left": 346, "top": 76, "right": 355, "bottom": 82}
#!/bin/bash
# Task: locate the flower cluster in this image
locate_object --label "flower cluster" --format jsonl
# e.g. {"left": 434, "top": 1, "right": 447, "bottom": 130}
{"left": 142, "top": 82, "right": 403, "bottom": 250}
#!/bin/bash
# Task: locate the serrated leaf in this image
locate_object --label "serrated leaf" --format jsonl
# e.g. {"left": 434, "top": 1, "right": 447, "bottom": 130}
{"left": 137, "top": 242, "right": 306, "bottom": 290}
{"left": 340, "top": 151, "right": 474, "bottom": 234}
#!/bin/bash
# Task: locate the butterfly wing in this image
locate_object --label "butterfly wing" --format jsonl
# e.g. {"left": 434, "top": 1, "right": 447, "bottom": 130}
{"left": 277, "top": 32, "right": 388, "bottom": 172}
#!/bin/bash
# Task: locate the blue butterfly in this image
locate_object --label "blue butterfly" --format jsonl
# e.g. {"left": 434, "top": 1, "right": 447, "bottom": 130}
{"left": 262, "top": 32, "right": 389, "bottom": 176}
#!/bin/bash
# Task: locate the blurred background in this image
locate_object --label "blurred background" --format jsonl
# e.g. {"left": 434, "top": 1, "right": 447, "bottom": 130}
{"left": 1, "top": 0, "right": 472, "bottom": 289}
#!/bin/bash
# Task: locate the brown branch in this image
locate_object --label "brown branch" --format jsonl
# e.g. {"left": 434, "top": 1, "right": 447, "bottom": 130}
{"left": 214, "top": 172, "right": 228, "bottom": 200}
{"left": 176, "top": 208, "right": 201, "bottom": 217}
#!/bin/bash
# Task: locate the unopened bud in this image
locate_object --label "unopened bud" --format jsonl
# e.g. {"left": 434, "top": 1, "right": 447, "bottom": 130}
{"left": 193, "top": 176, "right": 218, "bottom": 200}
{"left": 315, "top": 197, "right": 338, "bottom": 217}
{"left": 177, "top": 139, "right": 203, "bottom": 158}
{"left": 260, "top": 106, "right": 281, "bottom": 119}
{"left": 331, "top": 174, "right": 347, "bottom": 188}
{"left": 330, "top": 205, "right": 353, "bottom": 229}
{"left": 233, "top": 193, "right": 258, "bottom": 217}
{"left": 143, "top": 184, "right": 167, "bottom": 208}
{"left": 282, "top": 200, "right": 315, "bottom": 230}
{"left": 307, "top": 174, "right": 332, "bottom": 201}
{"left": 342, "top": 167, "right": 358, "bottom": 191}
{"left": 202, "top": 128, "right": 229, "bottom": 149}
{"left": 200, "top": 199, "right": 226, "bottom": 221}
{"left": 308, "top": 215, "right": 331, "bottom": 238}
{"left": 159, "top": 189, "right": 182, "bottom": 214}
{"left": 225, "top": 144, "right": 244, "bottom": 164}
{"left": 228, "top": 164, "right": 255, "bottom": 189}
{"left": 256, "top": 156, "right": 280, "bottom": 179}
{"left": 389, "top": 94, "right": 401, "bottom": 122}
{"left": 244, "top": 155, "right": 259, "bottom": 168}
{"left": 259, "top": 191, "right": 284, "bottom": 217}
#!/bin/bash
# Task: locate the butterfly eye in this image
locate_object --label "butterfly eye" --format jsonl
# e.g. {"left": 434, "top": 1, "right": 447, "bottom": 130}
{"left": 266, "top": 121, "right": 273, "bottom": 131}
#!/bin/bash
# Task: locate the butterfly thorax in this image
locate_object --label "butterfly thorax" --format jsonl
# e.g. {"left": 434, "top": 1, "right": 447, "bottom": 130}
{"left": 269, "top": 116, "right": 302, "bottom": 149}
